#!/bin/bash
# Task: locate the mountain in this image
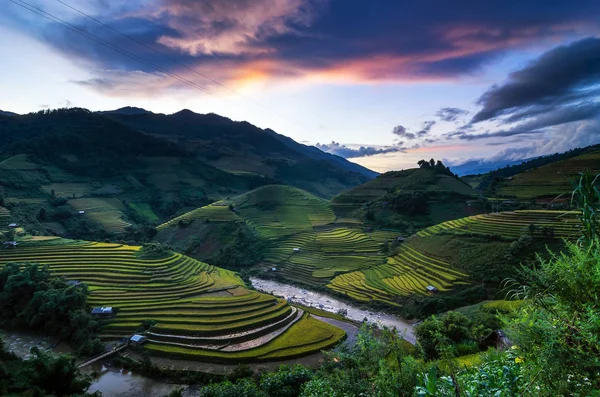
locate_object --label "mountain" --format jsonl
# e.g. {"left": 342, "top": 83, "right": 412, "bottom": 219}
{"left": 450, "top": 158, "right": 530, "bottom": 177}
{"left": 105, "top": 110, "right": 376, "bottom": 197}
{"left": 0, "top": 107, "right": 375, "bottom": 239}
{"left": 0, "top": 108, "right": 273, "bottom": 239}
{"left": 463, "top": 143, "right": 600, "bottom": 194}
{"left": 332, "top": 164, "right": 482, "bottom": 232}
{"left": 488, "top": 147, "right": 600, "bottom": 199}
{"left": 99, "top": 106, "right": 153, "bottom": 115}
{"left": 0, "top": 110, "right": 18, "bottom": 117}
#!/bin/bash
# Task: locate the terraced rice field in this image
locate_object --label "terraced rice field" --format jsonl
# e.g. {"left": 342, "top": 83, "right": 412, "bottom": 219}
{"left": 0, "top": 154, "right": 39, "bottom": 170}
{"left": 261, "top": 225, "right": 386, "bottom": 286}
{"left": 69, "top": 198, "right": 131, "bottom": 233}
{"left": 494, "top": 150, "right": 600, "bottom": 198}
{"left": 232, "top": 186, "right": 335, "bottom": 238}
{"left": 158, "top": 203, "right": 239, "bottom": 230}
{"left": 42, "top": 183, "right": 93, "bottom": 198}
{"left": 417, "top": 210, "right": 581, "bottom": 239}
{"left": 327, "top": 243, "right": 467, "bottom": 304}
{"left": 327, "top": 210, "right": 581, "bottom": 305}
{"left": 0, "top": 240, "right": 344, "bottom": 362}
{"left": 0, "top": 206, "right": 11, "bottom": 232}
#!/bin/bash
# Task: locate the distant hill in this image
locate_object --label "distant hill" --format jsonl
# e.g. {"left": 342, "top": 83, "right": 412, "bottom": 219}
{"left": 462, "top": 143, "right": 600, "bottom": 193}
{"left": 488, "top": 148, "right": 600, "bottom": 199}
{"left": 450, "top": 158, "right": 529, "bottom": 177}
{"left": 0, "top": 110, "right": 18, "bottom": 117}
{"left": 0, "top": 108, "right": 272, "bottom": 239}
{"left": 106, "top": 109, "right": 376, "bottom": 197}
{"left": 0, "top": 107, "right": 375, "bottom": 239}
{"left": 99, "top": 106, "right": 153, "bottom": 115}
{"left": 332, "top": 165, "right": 482, "bottom": 232}
{"left": 154, "top": 185, "right": 391, "bottom": 289}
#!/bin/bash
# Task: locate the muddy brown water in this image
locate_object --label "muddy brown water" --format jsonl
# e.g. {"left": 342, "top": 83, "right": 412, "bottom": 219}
{"left": 0, "top": 278, "right": 410, "bottom": 396}
{"left": 250, "top": 277, "right": 416, "bottom": 344}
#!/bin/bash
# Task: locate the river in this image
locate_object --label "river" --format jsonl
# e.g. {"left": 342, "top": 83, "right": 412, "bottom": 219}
{"left": 1, "top": 279, "right": 414, "bottom": 396}
{"left": 250, "top": 277, "right": 416, "bottom": 344}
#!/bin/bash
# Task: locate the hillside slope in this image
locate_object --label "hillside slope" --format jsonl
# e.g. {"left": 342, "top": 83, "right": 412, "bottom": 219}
{"left": 0, "top": 238, "right": 344, "bottom": 362}
{"left": 462, "top": 143, "right": 600, "bottom": 193}
{"left": 106, "top": 110, "right": 375, "bottom": 197}
{"left": 0, "top": 109, "right": 271, "bottom": 239}
{"left": 489, "top": 148, "right": 600, "bottom": 199}
{"left": 332, "top": 166, "right": 482, "bottom": 233}
{"left": 155, "top": 185, "right": 392, "bottom": 287}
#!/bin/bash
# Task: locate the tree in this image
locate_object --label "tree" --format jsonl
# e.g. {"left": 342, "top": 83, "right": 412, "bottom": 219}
{"left": 37, "top": 206, "right": 47, "bottom": 221}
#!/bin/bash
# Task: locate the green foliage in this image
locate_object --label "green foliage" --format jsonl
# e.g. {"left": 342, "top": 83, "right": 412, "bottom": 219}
{"left": 137, "top": 242, "right": 173, "bottom": 259}
{"left": 0, "top": 263, "right": 102, "bottom": 355}
{"left": 0, "top": 345, "right": 98, "bottom": 396}
{"left": 304, "top": 324, "right": 422, "bottom": 397}
{"left": 206, "top": 223, "right": 265, "bottom": 268}
{"left": 571, "top": 171, "right": 600, "bottom": 245}
{"left": 415, "top": 311, "right": 473, "bottom": 360}
{"left": 416, "top": 349, "right": 524, "bottom": 396}
{"left": 199, "top": 378, "right": 265, "bottom": 397}
{"left": 260, "top": 365, "right": 313, "bottom": 397}
{"left": 505, "top": 240, "right": 600, "bottom": 395}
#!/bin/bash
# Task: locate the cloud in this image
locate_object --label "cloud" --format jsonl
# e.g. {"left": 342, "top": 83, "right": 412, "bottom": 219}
{"left": 458, "top": 102, "right": 600, "bottom": 141}
{"left": 416, "top": 120, "right": 436, "bottom": 136}
{"left": 472, "top": 37, "right": 600, "bottom": 123}
{"left": 436, "top": 107, "right": 469, "bottom": 122}
{"left": 392, "top": 125, "right": 415, "bottom": 140}
{"left": 6, "top": 0, "right": 600, "bottom": 92}
{"left": 316, "top": 141, "right": 405, "bottom": 158}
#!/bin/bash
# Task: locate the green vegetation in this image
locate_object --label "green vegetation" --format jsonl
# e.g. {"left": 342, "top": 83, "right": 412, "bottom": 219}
{"left": 332, "top": 162, "right": 481, "bottom": 231}
{"left": 463, "top": 143, "right": 600, "bottom": 193}
{"left": 156, "top": 185, "right": 392, "bottom": 287}
{"left": 0, "top": 239, "right": 345, "bottom": 363}
{"left": 0, "top": 342, "right": 99, "bottom": 396}
{"left": 107, "top": 109, "right": 374, "bottom": 198}
{"left": 0, "top": 263, "right": 102, "bottom": 355}
{"left": 487, "top": 148, "right": 600, "bottom": 199}
{"left": 326, "top": 209, "right": 577, "bottom": 316}
{"left": 190, "top": 173, "right": 600, "bottom": 396}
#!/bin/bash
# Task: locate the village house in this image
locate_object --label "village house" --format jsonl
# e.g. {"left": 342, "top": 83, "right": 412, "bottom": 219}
{"left": 129, "top": 334, "right": 147, "bottom": 346}
{"left": 91, "top": 306, "right": 115, "bottom": 317}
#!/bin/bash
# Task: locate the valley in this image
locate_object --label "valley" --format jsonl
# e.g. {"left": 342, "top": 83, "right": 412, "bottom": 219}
{"left": 0, "top": 108, "right": 598, "bottom": 396}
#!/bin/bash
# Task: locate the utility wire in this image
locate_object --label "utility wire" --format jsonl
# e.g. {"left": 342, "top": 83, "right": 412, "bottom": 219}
{"left": 52, "top": 0, "right": 304, "bottom": 126}
{"left": 8, "top": 0, "right": 219, "bottom": 98}
{"left": 10, "top": 0, "right": 313, "bottom": 132}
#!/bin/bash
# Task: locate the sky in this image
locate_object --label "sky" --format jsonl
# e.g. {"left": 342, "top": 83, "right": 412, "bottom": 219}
{"left": 1, "top": 0, "right": 600, "bottom": 173}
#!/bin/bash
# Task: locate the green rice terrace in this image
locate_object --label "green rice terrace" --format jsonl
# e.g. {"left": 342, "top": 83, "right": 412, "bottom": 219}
{"left": 327, "top": 210, "right": 581, "bottom": 305}
{"left": 417, "top": 210, "right": 581, "bottom": 239}
{"left": 156, "top": 185, "right": 395, "bottom": 287}
{"left": 0, "top": 239, "right": 345, "bottom": 363}
{"left": 492, "top": 149, "right": 600, "bottom": 199}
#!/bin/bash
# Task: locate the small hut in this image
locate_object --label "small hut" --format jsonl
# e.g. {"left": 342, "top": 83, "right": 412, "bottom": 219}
{"left": 129, "top": 334, "right": 147, "bottom": 346}
{"left": 90, "top": 307, "right": 115, "bottom": 317}
{"left": 425, "top": 285, "right": 439, "bottom": 294}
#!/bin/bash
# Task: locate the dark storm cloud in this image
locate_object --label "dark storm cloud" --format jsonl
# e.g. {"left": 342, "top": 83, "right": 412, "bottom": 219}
{"left": 455, "top": 38, "right": 600, "bottom": 143}
{"left": 472, "top": 38, "right": 600, "bottom": 123}
{"left": 436, "top": 107, "right": 469, "bottom": 122}
{"left": 5, "top": 0, "right": 600, "bottom": 91}
{"left": 316, "top": 141, "right": 404, "bottom": 158}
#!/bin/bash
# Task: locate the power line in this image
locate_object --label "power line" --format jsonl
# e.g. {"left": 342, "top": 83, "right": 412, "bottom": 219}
{"left": 8, "top": 0, "right": 220, "bottom": 98}
{"left": 52, "top": 0, "right": 302, "bottom": 125}
{"left": 10, "top": 0, "right": 314, "bottom": 133}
